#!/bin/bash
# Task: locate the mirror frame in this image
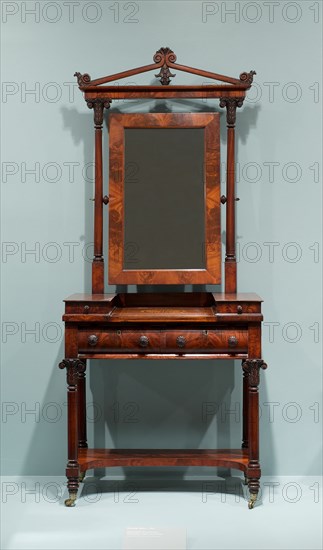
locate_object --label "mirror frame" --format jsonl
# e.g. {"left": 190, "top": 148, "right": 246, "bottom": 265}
{"left": 108, "top": 112, "right": 221, "bottom": 284}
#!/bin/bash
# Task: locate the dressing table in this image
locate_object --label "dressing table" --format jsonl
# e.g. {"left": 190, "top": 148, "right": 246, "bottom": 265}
{"left": 59, "top": 48, "right": 267, "bottom": 509}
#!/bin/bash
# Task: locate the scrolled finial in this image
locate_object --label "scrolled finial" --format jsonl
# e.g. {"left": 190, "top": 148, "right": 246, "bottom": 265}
{"left": 153, "top": 47, "right": 177, "bottom": 65}
{"left": 239, "top": 70, "right": 256, "bottom": 87}
{"left": 74, "top": 72, "right": 91, "bottom": 87}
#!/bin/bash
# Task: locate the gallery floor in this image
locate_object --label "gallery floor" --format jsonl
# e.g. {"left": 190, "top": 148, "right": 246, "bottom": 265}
{"left": 1, "top": 474, "right": 321, "bottom": 549}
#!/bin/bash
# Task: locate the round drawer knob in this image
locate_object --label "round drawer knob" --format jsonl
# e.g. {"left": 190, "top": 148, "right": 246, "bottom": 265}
{"left": 176, "top": 336, "right": 186, "bottom": 348}
{"left": 139, "top": 335, "right": 149, "bottom": 348}
{"left": 88, "top": 334, "right": 98, "bottom": 346}
{"left": 228, "top": 336, "right": 238, "bottom": 348}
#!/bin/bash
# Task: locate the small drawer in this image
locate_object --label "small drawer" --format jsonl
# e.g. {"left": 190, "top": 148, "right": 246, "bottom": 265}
{"left": 65, "top": 299, "right": 117, "bottom": 316}
{"left": 216, "top": 302, "right": 261, "bottom": 314}
{"left": 165, "top": 329, "right": 248, "bottom": 353}
{"left": 78, "top": 330, "right": 161, "bottom": 353}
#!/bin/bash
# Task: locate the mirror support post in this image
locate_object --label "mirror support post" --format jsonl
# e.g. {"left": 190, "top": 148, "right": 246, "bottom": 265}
{"left": 86, "top": 98, "right": 111, "bottom": 293}
{"left": 220, "top": 97, "right": 244, "bottom": 294}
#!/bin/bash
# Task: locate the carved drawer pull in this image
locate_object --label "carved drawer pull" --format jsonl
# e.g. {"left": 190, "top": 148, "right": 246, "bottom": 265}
{"left": 228, "top": 336, "right": 238, "bottom": 348}
{"left": 176, "top": 336, "right": 186, "bottom": 348}
{"left": 237, "top": 305, "right": 243, "bottom": 314}
{"left": 88, "top": 334, "right": 98, "bottom": 346}
{"left": 139, "top": 335, "right": 149, "bottom": 348}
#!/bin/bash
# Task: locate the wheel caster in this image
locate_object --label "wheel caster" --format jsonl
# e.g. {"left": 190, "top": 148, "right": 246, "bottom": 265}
{"left": 64, "top": 494, "right": 77, "bottom": 507}
{"left": 79, "top": 472, "right": 85, "bottom": 483}
{"left": 248, "top": 493, "right": 257, "bottom": 509}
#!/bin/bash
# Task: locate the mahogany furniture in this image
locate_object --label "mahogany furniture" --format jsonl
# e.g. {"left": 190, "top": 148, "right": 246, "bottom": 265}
{"left": 59, "top": 48, "right": 267, "bottom": 509}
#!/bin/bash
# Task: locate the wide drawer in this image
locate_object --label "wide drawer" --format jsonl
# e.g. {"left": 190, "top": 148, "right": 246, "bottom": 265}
{"left": 78, "top": 328, "right": 248, "bottom": 353}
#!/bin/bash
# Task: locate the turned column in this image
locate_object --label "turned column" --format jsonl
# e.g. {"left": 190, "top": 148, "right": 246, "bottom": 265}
{"left": 242, "top": 367, "right": 249, "bottom": 449}
{"left": 77, "top": 360, "right": 87, "bottom": 449}
{"left": 59, "top": 358, "right": 86, "bottom": 506}
{"left": 242, "top": 359, "right": 267, "bottom": 507}
{"left": 86, "top": 98, "right": 111, "bottom": 293}
{"left": 219, "top": 97, "right": 243, "bottom": 293}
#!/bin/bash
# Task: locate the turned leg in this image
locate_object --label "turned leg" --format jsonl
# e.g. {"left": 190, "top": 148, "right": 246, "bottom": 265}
{"left": 59, "top": 358, "right": 85, "bottom": 506}
{"left": 242, "top": 359, "right": 267, "bottom": 509}
{"left": 242, "top": 364, "right": 249, "bottom": 485}
{"left": 77, "top": 360, "right": 87, "bottom": 482}
{"left": 242, "top": 365, "right": 249, "bottom": 450}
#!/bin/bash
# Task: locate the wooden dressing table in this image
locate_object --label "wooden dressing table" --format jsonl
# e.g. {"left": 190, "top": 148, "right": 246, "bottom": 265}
{"left": 59, "top": 48, "right": 267, "bottom": 509}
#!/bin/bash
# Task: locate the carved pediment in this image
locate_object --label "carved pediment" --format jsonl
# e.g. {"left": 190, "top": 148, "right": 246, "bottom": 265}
{"left": 74, "top": 47, "right": 256, "bottom": 90}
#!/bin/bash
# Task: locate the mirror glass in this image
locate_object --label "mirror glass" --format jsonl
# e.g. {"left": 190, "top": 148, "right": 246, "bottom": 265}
{"left": 124, "top": 128, "right": 205, "bottom": 270}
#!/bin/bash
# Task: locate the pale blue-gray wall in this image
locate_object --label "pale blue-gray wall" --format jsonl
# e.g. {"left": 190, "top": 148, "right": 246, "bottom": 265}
{"left": 1, "top": 0, "right": 322, "bottom": 476}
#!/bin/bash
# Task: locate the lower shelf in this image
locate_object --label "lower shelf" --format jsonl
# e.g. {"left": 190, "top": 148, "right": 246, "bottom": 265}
{"left": 78, "top": 448, "right": 249, "bottom": 472}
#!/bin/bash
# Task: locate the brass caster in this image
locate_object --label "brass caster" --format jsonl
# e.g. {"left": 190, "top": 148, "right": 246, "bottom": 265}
{"left": 64, "top": 494, "right": 77, "bottom": 507}
{"left": 79, "top": 472, "right": 85, "bottom": 483}
{"left": 248, "top": 493, "right": 257, "bottom": 509}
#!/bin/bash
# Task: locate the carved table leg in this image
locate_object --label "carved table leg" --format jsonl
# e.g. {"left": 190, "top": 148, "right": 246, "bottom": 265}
{"left": 59, "top": 358, "right": 86, "bottom": 506}
{"left": 242, "top": 359, "right": 267, "bottom": 509}
{"left": 242, "top": 365, "right": 249, "bottom": 450}
{"left": 77, "top": 359, "right": 87, "bottom": 482}
{"left": 242, "top": 363, "right": 249, "bottom": 486}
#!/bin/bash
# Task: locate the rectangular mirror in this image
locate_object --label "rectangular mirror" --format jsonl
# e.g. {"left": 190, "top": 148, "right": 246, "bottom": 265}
{"left": 108, "top": 112, "right": 221, "bottom": 284}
